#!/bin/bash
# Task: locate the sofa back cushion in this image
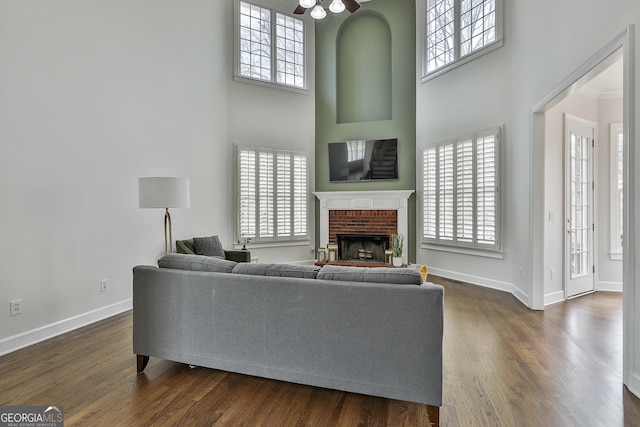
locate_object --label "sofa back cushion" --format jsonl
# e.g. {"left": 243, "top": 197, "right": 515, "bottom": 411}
{"left": 232, "top": 263, "right": 320, "bottom": 279}
{"left": 317, "top": 265, "right": 422, "bottom": 285}
{"left": 158, "top": 253, "right": 237, "bottom": 273}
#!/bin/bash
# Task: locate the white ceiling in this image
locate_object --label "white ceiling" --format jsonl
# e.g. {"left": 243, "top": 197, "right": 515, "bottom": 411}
{"left": 577, "top": 58, "right": 623, "bottom": 99}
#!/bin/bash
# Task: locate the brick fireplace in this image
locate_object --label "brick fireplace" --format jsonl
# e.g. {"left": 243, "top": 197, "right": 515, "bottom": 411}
{"left": 328, "top": 210, "right": 398, "bottom": 244}
{"left": 314, "top": 190, "right": 414, "bottom": 264}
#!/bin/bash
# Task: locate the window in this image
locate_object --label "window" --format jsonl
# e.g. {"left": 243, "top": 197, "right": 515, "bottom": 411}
{"left": 610, "top": 123, "right": 623, "bottom": 259}
{"left": 423, "top": 0, "right": 502, "bottom": 80}
{"left": 236, "top": 0, "right": 306, "bottom": 90}
{"left": 346, "top": 140, "right": 366, "bottom": 162}
{"left": 421, "top": 127, "right": 501, "bottom": 252}
{"left": 237, "top": 146, "right": 309, "bottom": 244}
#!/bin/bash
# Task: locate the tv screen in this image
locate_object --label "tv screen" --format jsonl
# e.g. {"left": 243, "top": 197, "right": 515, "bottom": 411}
{"left": 328, "top": 138, "right": 398, "bottom": 182}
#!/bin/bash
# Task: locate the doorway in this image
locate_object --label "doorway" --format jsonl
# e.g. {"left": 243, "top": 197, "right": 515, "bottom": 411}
{"left": 530, "top": 27, "right": 634, "bottom": 394}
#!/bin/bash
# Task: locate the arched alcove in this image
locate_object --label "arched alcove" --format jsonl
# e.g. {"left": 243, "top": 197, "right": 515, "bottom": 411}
{"left": 336, "top": 12, "right": 392, "bottom": 123}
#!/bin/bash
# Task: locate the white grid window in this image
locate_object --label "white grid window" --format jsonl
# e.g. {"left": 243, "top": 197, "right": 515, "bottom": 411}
{"left": 424, "top": 0, "right": 502, "bottom": 78}
{"left": 426, "top": 0, "right": 455, "bottom": 73}
{"left": 237, "top": 146, "right": 309, "bottom": 244}
{"left": 610, "top": 123, "right": 624, "bottom": 259}
{"left": 276, "top": 14, "right": 305, "bottom": 88}
{"left": 421, "top": 127, "right": 501, "bottom": 251}
{"left": 237, "top": 1, "right": 306, "bottom": 90}
{"left": 239, "top": 2, "right": 271, "bottom": 82}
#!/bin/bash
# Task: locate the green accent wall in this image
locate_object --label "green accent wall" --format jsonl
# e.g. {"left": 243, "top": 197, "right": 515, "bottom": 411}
{"left": 314, "top": 0, "right": 417, "bottom": 261}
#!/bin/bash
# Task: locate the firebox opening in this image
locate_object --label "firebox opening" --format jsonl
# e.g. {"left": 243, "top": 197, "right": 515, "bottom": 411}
{"left": 337, "top": 234, "right": 389, "bottom": 262}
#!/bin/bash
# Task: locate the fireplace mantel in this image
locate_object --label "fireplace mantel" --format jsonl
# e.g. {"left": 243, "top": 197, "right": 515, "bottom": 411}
{"left": 314, "top": 190, "right": 414, "bottom": 264}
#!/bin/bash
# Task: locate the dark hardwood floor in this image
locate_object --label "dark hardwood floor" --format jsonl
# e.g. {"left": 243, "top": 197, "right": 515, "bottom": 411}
{"left": 1, "top": 276, "right": 639, "bottom": 426}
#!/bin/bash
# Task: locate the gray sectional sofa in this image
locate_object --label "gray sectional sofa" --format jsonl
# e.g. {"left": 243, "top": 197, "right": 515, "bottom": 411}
{"left": 133, "top": 253, "right": 444, "bottom": 424}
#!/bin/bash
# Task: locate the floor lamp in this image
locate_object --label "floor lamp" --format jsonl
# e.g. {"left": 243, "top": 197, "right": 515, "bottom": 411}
{"left": 138, "top": 177, "right": 190, "bottom": 253}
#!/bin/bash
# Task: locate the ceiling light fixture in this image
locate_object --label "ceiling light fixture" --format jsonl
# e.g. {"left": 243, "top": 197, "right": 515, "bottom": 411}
{"left": 310, "top": 4, "right": 327, "bottom": 19}
{"left": 299, "top": 0, "right": 316, "bottom": 8}
{"left": 295, "top": 0, "right": 360, "bottom": 20}
{"left": 329, "top": 0, "right": 346, "bottom": 13}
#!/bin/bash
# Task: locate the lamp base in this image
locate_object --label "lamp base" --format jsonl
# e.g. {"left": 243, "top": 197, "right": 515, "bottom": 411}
{"left": 164, "top": 208, "right": 173, "bottom": 253}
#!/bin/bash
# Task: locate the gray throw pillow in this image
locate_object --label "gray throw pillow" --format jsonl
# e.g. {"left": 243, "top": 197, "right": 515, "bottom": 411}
{"left": 158, "top": 253, "right": 237, "bottom": 273}
{"left": 317, "top": 265, "right": 422, "bottom": 285}
{"left": 192, "top": 235, "right": 225, "bottom": 258}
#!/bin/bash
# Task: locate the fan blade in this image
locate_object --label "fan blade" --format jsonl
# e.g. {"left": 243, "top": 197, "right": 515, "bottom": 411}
{"left": 294, "top": 5, "right": 307, "bottom": 14}
{"left": 343, "top": 0, "right": 360, "bottom": 13}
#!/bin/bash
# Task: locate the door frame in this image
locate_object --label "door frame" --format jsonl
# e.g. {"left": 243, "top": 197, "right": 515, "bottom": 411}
{"left": 563, "top": 114, "right": 598, "bottom": 299}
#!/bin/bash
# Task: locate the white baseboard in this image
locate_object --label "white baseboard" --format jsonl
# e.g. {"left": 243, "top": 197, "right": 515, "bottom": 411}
{"left": 598, "top": 281, "right": 623, "bottom": 292}
{"left": 544, "top": 290, "right": 565, "bottom": 307}
{"left": 427, "top": 266, "right": 516, "bottom": 294}
{"left": 627, "top": 372, "right": 640, "bottom": 400}
{"left": 0, "top": 299, "right": 132, "bottom": 357}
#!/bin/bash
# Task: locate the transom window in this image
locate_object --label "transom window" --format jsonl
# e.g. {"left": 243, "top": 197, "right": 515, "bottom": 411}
{"left": 421, "top": 127, "right": 501, "bottom": 252}
{"left": 237, "top": 1, "right": 306, "bottom": 90}
{"left": 237, "top": 146, "right": 309, "bottom": 244}
{"left": 423, "top": 0, "right": 502, "bottom": 80}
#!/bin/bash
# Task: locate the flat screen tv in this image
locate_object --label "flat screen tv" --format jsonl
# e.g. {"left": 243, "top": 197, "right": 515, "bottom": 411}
{"left": 328, "top": 138, "right": 398, "bottom": 182}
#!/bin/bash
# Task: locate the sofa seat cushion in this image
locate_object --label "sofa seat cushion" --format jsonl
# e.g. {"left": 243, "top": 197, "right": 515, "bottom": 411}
{"left": 317, "top": 265, "right": 422, "bottom": 285}
{"left": 192, "top": 235, "right": 225, "bottom": 258}
{"left": 232, "top": 263, "right": 320, "bottom": 279}
{"left": 158, "top": 253, "right": 237, "bottom": 273}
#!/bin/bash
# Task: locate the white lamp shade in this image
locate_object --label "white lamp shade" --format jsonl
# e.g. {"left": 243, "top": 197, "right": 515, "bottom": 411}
{"left": 138, "top": 177, "right": 190, "bottom": 208}
{"left": 310, "top": 4, "right": 327, "bottom": 19}
{"left": 329, "top": 0, "right": 345, "bottom": 13}
{"left": 299, "top": 0, "right": 316, "bottom": 8}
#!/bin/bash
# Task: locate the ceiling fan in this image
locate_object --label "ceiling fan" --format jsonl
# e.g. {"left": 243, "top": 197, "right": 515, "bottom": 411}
{"left": 294, "top": 0, "right": 361, "bottom": 20}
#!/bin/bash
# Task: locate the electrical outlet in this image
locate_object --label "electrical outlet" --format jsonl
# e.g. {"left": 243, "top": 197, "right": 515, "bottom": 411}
{"left": 10, "top": 299, "right": 22, "bottom": 316}
{"left": 100, "top": 279, "right": 108, "bottom": 292}
{"left": 550, "top": 270, "right": 556, "bottom": 280}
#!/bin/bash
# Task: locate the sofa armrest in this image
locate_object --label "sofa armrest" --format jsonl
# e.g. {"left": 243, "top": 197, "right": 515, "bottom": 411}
{"left": 225, "top": 250, "right": 251, "bottom": 263}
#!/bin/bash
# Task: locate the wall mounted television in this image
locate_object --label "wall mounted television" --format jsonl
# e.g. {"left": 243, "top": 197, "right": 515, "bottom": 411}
{"left": 328, "top": 138, "right": 398, "bottom": 182}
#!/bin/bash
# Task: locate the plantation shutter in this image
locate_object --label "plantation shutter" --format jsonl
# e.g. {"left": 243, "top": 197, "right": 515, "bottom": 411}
{"left": 238, "top": 148, "right": 256, "bottom": 239}
{"left": 237, "top": 146, "right": 308, "bottom": 243}
{"left": 438, "top": 143, "right": 454, "bottom": 241}
{"left": 293, "top": 154, "right": 308, "bottom": 237}
{"left": 258, "top": 150, "right": 274, "bottom": 238}
{"left": 421, "top": 127, "right": 500, "bottom": 250}
{"left": 456, "top": 139, "right": 474, "bottom": 244}
{"left": 476, "top": 132, "right": 497, "bottom": 247}
{"left": 276, "top": 151, "right": 291, "bottom": 238}
{"left": 423, "top": 147, "right": 437, "bottom": 239}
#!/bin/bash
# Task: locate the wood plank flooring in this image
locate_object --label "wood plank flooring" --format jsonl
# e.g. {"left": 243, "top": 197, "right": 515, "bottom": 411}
{"left": 1, "top": 275, "right": 639, "bottom": 426}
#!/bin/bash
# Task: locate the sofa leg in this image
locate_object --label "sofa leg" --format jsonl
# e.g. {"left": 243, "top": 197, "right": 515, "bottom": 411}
{"left": 427, "top": 405, "right": 439, "bottom": 427}
{"left": 137, "top": 355, "right": 149, "bottom": 373}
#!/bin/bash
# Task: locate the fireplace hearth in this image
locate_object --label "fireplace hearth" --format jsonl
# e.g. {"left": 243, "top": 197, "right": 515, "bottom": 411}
{"left": 337, "top": 234, "right": 389, "bottom": 262}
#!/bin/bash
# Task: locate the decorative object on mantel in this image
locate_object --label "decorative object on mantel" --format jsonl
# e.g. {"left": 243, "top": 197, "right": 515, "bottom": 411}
{"left": 385, "top": 249, "right": 393, "bottom": 265}
{"left": 294, "top": 0, "right": 360, "bottom": 20}
{"left": 391, "top": 233, "right": 404, "bottom": 267}
{"left": 138, "top": 177, "right": 190, "bottom": 254}
{"left": 317, "top": 247, "right": 327, "bottom": 262}
{"left": 327, "top": 244, "right": 338, "bottom": 262}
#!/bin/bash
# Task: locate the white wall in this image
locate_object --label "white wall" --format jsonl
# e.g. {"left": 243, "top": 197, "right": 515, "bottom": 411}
{"left": 415, "top": 0, "right": 515, "bottom": 295}
{"left": 417, "top": 0, "right": 640, "bottom": 396}
{"left": 0, "top": 0, "right": 316, "bottom": 353}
